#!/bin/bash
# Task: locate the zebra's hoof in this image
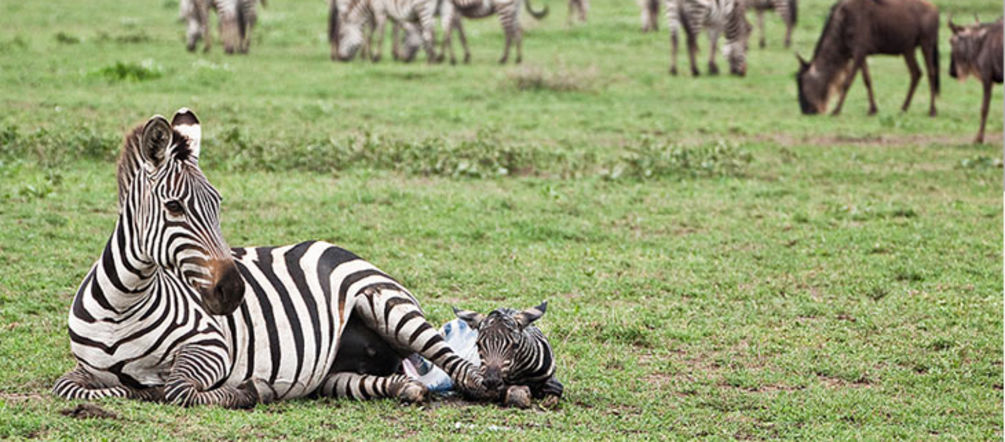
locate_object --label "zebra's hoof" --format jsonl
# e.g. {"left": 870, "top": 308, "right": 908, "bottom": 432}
{"left": 669, "top": 67, "right": 678, "bottom": 76}
{"left": 396, "top": 381, "right": 428, "bottom": 404}
{"left": 707, "top": 63, "right": 719, "bottom": 75}
{"left": 463, "top": 54, "right": 470, "bottom": 64}
{"left": 239, "top": 378, "right": 276, "bottom": 405}
{"left": 503, "top": 385, "right": 531, "bottom": 409}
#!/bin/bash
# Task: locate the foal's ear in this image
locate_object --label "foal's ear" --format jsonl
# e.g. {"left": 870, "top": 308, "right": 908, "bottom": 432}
{"left": 453, "top": 306, "right": 485, "bottom": 329}
{"left": 514, "top": 301, "right": 547, "bottom": 328}
{"left": 171, "top": 108, "right": 201, "bottom": 162}
{"left": 140, "top": 115, "right": 172, "bottom": 173}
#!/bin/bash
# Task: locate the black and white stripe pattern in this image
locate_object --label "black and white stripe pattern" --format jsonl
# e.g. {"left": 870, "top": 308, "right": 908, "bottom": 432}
{"left": 180, "top": 0, "right": 260, "bottom": 54}
{"left": 666, "top": 0, "right": 751, "bottom": 76}
{"left": 53, "top": 109, "right": 485, "bottom": 408}
{"left": 744, "top": 0, "right": 796, "bottom": 48}
{"left": 328, "top": 0, "right": 438, "bottom": 63}
{"left": 438, "top": 0, "right": 549, "bottom": 65}
{"left": 453, "top": 302, "right": 563, "bottom": 403}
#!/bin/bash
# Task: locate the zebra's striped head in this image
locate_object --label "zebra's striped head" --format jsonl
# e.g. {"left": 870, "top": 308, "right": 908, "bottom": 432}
{"left": 118, "top": 109, "right": 245, "bottom": 316}
{"left": 723, "top": 7, "right": 751, "bottom": 76}
{"left": 328, "top": 0, "right": 364, "bottom": 62}
{"left": 453, "top": 302, "right": 548, "bottom": 392}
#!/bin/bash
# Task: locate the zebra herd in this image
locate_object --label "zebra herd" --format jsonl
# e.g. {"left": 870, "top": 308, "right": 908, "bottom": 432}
{"left": 52, "top": 109, "right": 562, "bottom": 408}
{"left": 179, "top": 0, "right": 798, "bottom": 72}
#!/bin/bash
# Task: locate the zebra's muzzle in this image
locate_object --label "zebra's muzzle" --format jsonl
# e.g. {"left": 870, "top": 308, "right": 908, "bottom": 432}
{"left": 201, "top": 260, "right": 245, "bottom": 316}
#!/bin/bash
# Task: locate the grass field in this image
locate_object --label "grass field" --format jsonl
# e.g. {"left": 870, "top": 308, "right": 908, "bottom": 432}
{"left": 1, "top": 0, "right": 1003, "bottom": 439}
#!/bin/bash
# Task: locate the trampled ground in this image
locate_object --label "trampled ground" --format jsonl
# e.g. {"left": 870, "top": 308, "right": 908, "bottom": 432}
{"left": 0, "top": 0, "right": 1002, "bottom": 438}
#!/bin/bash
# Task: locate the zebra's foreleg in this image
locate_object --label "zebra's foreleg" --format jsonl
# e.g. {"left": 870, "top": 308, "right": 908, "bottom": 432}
{"left": 318, "top": 372, "right": 427, "bottom": 402}
{"left": 669, "top": 28, "right": 679, "bottom": 75}
{"left": 352, "top": 286, "right": 486, "bottom": 397}
{"left": 685, "top": 29, "right": 700, "bottom": 76}
{"left": 163, "top": 345, "right": 275, "bottom": 409}
{"left": 706, "top": 27, "right": 720, "bottom": 75}
{"left": 53, "top": 366, "right": 163, "bottom": 402}
{"left": 370, "top": 15, "right": 387, "bottom": 62}
{"left": 455, "top": 18, "right": 471, "bottom": 63}
{"left": 756, "top": 10, "right": 765, "bottom": 48}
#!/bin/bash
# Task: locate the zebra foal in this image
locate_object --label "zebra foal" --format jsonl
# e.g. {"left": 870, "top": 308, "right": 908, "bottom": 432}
{"left": 453, "top": 302, "right": 563, "bottom": 408}
{"left": 666, "top": 0, "right": 751, "bottom": 76}
{"left": 53, "top": 109, "right": 486, "bottom": 408}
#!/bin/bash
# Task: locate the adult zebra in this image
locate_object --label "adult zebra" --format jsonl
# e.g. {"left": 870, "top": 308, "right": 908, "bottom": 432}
{"left": 666, "top": 0, "right": 751, "bottom": 76}
{"left": 328, "top": 0, "right": 438, "bottom": 62}
{"left": 744, "top": 0, "right": 797, "bottom": 48}
{"left": 180, "top": 0, "right": 261, "bottom": 54}
{"left": 438, "top": 0, "right": 549, "bottom": 64}
{"left": 52, "top": 109, "right": 485, "bottom": 407}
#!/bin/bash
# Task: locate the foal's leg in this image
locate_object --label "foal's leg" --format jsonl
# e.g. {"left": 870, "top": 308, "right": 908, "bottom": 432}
{"left": 901, "top": 51, "right": 922, "bottom": 112}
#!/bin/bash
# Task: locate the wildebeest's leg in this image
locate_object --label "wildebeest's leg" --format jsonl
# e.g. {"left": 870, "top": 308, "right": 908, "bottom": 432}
{"left": 830, "top": 58, "right": 862, "bottom": 116}
{"left": 318, "top": 372, "right": 427, "bottom": 402}
{"left": 706, "top": 27, "right": 720, "bottom": 75}
{"left": 370, "top": 15, "right": 387, "bottom": 62}
{"left": 976, "top": 80, "right": 992, "bottom": 143}
{"left": 53, "top": 366, "right": 163, "bottom": 402}
{"left": 351, "top": 286, "right": 486, "bottom": 396}
{"left": 685, "top": 28, "right": 700, "bottom": 76}
{"left": 859, "top": 59, "right": 878, "bottom": 115}
{"left": 163, "top": 345, "right": 275, "bottom": 408}
{"left": 756, "top": 9, "right": 765, "bottom": 48}
{"left": 901, "top": 51, "right": 922, "bottom": 112}
{"left": 920, "top": 39, "right": 939, "bottom": 117}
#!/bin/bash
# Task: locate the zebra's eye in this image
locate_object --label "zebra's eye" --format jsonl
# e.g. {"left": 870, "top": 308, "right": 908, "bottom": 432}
{"left": 165, "top": 200, "right": 185, "bottom": 216}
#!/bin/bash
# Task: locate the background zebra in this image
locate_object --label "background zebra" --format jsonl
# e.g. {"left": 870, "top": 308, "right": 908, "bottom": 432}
{"left": 52, "top": 109, "right": 486, "bottom": 408}
{"left": 328, "top": 0, "right": 437, "bottom": 62}
{"left": 568, "top": 0, "right": 588, "bottom": 24}
{"left": 638, "top": 0, "right": 659, "bottom": 32}
{"left": 180, "top": 0, "right": 260, "bottom": 54}
{"left": 438, "top": 0, "right": 549, "bottom": 64}
{"left": 666, "top": 0, "right": 751, "bottom": 76}
{"left": 744, "top": 0, "right": 797, "bottom": 48}
{"left": 453, "top": 302, "right": 563, "bottom": 408}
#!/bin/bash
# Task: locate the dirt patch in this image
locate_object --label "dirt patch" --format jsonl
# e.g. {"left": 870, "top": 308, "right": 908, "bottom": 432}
{"left": 751, "top": 132, "right": 1004, "bottom": 148}
{"left": 0, "top": 392, "right": 47, "bottom": 402}
{"left": 817, "top": 374, "right": 872, "bottom": 389}
{"left": 60, "top": 403, "right": 118, "bottom": 420}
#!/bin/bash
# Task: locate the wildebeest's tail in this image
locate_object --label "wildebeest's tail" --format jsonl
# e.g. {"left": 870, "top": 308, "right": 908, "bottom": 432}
{"left": 525, "top": 0, "right": 549, "bottom": 19}
{"left": 788, "top": 0, "right": 797, "bottom": 25}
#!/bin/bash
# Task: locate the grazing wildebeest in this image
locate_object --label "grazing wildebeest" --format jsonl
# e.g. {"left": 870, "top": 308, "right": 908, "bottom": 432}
{"left": 795, "top": 0, "right": 940, "bottom": 116}
{"left": 949, "top": 17, "right": 1003, "bottom": 143}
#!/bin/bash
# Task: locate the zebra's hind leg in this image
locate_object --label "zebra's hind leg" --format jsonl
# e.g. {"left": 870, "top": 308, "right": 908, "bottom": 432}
{"left": 352, "top": 285, "right": 486, "bottom": 398}
{"left": 455, "top": 19, "right": 471, "bottom": 64}
{"left": 53, "top": 366, "right": 163, "bottom": 402}
{"left": 706, "top": 28, "right": 720, "bottom": 75}
{"left": 319, "top": 373, "right": 427, "bottom": 402}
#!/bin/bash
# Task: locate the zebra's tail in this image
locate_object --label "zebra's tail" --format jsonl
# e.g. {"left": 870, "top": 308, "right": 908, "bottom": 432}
{"left": 525, "top": 0, "right": 549, "bottom": 20}
{"left": 788, "top": 0, "right": 797, "bottom": 25}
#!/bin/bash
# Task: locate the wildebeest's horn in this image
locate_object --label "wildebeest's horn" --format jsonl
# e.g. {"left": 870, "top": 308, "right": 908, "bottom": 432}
{"left": 795, "top": 53, "right": 809, "bottom": 68}
{"left": 948, "top": 16, "right": 961, "bottom": 34}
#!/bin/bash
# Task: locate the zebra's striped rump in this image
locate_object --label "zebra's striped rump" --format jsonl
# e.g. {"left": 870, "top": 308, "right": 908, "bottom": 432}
{"left": 55, "top": 109, "right": 486, "bottom": 408}
{"left": 453, "top": 302, "right": 563, "bottom": 405}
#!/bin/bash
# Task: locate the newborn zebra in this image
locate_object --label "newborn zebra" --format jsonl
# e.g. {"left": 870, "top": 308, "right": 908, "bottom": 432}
{"left": 453, "top": 302, "right": 563, "bottom": 407}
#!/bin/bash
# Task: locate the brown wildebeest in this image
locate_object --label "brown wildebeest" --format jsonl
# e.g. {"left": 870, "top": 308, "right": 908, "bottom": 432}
{"left": 795, "top": 0, "right": 940, "bottom": 116}
{"left": 949, "top": 18, "right": 1003, "bottom": 143}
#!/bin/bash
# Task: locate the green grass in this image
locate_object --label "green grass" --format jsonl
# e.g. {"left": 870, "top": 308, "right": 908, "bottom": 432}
{"left": 1, "top": 0, "right": 1002, "bottom": 439}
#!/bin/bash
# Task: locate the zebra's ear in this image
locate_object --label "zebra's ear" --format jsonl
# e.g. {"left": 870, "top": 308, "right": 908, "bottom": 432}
{"left": 453, "top": 306, "right": 484, "bottom": 329}
{"left": 140, "top": 115, "right": 172, "bottom": 174}
{"left": 171, "top": 108, "right": 201, "bottom": 162}
{"left": 515, "top": 301, "right": 547, "bottom": 328}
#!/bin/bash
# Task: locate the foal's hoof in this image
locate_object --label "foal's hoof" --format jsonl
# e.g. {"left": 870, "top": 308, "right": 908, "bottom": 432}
{"left": 503, "top": 385, "right": 531, "bottom": 409}
{"left": 395, "top": 381, "right": 428, "bottom": 404}
{"left": 539, "top": 394, "right": 560, "bottom": 409}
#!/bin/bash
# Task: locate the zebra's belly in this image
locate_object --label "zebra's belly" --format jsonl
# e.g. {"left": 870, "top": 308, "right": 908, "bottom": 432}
{"left": 220, "top": 241, "right": 372, "bottom": 399}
